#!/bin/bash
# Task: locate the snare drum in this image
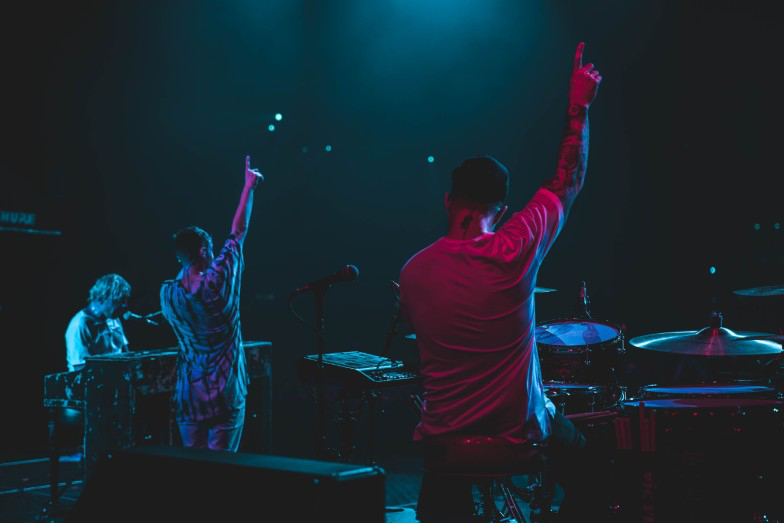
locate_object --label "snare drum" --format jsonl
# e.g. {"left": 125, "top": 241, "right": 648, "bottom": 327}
{"left": 639, "top": 383, "right": 780, "bottom": 400}
{"left": 536, "top": 318, "right": 625, "bottom": 383}
{"left": 544, "top": 382, "right": 627, "bottom": 415}
{"left": 544, "top": 382, "right": 607, "bottom": 415}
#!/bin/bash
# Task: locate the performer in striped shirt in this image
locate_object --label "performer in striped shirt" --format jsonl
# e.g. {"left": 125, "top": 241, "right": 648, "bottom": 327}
{"left": 160, "top": 155, "right": 263, "bottom": 451}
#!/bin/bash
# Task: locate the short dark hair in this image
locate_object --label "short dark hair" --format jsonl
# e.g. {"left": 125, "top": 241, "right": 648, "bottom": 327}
{"left": 174, "top": 226, "right": 212, "bottom": 266}
{"left": 450, "top": 156, "right": 509, "bottom": 207}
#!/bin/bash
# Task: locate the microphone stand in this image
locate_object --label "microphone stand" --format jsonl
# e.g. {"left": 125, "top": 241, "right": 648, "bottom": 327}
{"left": 314, "top": 286, "right": 328, "bottom": 460}
{"left": 365, "top": 282, "right": 402, "bottom": 465}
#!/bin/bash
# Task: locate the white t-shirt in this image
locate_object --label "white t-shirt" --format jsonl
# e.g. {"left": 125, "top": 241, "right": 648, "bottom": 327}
{"left": 399, "top": 188, "right": 564, "bottom": 443}
{"left": 65, "top": 309, "right": 128, "bottom": 371}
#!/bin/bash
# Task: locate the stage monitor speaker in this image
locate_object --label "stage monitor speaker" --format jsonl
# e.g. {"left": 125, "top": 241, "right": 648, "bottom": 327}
{"left": 68, "top": 446, "right": 385, "bottom": 522}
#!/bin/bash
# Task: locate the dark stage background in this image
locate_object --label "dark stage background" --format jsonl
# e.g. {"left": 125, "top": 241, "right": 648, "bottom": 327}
{"left": 1, "top": 1, "right": 782, "bottom": 459}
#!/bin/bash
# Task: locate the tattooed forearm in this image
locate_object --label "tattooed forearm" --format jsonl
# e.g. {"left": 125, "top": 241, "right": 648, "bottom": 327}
{"left": 543, "top": 104, "right": 589, "bottom": 212}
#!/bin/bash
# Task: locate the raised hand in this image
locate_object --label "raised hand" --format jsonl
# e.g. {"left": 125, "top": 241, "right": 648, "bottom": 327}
{"left": 569, "top": 42, "right": 602, "bottom": 108}
{"left": 245, "top": 155, "right": 264, "bottom": 189}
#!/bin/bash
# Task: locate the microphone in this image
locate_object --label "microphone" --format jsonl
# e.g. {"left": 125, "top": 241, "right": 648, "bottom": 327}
{"left": 292, "top": 265, "right": 359, "bottom": 296}
{"left": 123, "top": 310, "right": 162, "bottom": 326}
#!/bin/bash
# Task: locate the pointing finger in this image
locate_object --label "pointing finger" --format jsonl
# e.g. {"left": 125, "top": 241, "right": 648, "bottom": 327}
{"left": 574, "top": 42, "right": 584, "bottom": 72}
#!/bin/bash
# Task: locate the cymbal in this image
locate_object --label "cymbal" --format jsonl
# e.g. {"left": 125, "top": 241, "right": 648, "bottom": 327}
{"left": 630, "top": 327, "right": 783, "bottom": 356}
{"left": 733, "top": 284, "right": 784, "bottom": 297}
{"left": 534, "top": 287, "right": 557, "bottom": 293}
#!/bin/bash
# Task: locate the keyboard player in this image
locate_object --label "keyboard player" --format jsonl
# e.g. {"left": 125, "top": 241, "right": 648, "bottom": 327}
{"left": 65, "top": 273, "right": 131, "bottom": 372}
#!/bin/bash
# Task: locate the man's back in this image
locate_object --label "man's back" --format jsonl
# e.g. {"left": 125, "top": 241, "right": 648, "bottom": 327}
{"left": 400, "top": 188, "right": 563, "bottom": 443}
{"left": 160, "top": 235, "right": 247, "bottom": 422}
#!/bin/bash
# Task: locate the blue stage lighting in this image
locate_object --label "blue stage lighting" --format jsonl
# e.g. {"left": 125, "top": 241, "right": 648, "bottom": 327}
{"left": 754, "top": 223, "right": 761, "bottom": 230}
{"left": 268, "top": 124, "right": 275, "bottom": 132}
{"left": 275, "top": 113, "right": 283, "bottom": 121}
{"left": 427, "top": 156, "right": 435, "bottom": 163}
{"left": 325, "top": 145, "right": 332, "bottom": 152}
{"left": 709, "top": 266, "right": 716, "bottom": 275}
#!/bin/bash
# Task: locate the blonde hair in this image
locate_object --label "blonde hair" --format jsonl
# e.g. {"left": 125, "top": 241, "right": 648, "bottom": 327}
{"left": 88, "top": 274, "right": 131, "bottom": 305}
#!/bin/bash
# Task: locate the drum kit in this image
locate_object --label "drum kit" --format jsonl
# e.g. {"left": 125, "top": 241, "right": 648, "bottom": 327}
{"left": 535, "top": 282, "right": 784, "bottom": 416}
{"left": 535, "top": 282, "right": 784, "bottom": 520}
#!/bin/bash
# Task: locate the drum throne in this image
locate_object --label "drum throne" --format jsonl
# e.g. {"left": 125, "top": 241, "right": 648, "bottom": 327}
{"left": 422, "top": 434, "right": 554, "bottom": 522}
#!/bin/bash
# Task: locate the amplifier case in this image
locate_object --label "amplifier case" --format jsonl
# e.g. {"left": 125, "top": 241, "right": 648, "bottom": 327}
{"left": 69, "top": 446, "right": 386, "bottom": 522}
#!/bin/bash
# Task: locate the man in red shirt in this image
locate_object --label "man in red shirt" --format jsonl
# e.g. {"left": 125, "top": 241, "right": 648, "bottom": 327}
{"left": 400, "top": 43, "right": 602, "bottom": 521}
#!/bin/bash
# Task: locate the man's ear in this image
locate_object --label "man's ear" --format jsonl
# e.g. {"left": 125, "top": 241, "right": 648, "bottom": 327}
{"left": 493, "top": 205, "right": 508, "bottom": 226}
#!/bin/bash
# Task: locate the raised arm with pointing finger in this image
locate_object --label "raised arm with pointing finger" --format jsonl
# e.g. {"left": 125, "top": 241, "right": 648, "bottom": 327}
{"left": 543, "top": 42, "right": 602, "bottom": 217}
{"left": 160, "top": 154, "right": 266, "bottom": 452}
{"left": 232, "top": 155, "right": 264, "bottom": 243}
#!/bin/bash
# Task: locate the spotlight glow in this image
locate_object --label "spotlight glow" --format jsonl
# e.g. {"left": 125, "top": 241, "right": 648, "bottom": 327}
{"left": 709, "top": 266, "right": 716, "bottom": 275}
{"left": 325, "top": 145, "right": 332, "bottom": 152}
{"left": 427, "top": 156, "right": 435, "bottom": 163}
{"left": 275, "top": 113, "right": 283, "bottom": 121}
{"left": 268, "top": 124, "right": 275, "bottom": 132}
{"left": 754, "top": 223, "right": 761, "bottom": 230}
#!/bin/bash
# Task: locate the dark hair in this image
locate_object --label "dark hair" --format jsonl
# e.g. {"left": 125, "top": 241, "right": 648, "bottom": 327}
{"left": 88, "top": 274, "right": 130, "bottom": 305}
{"left": 450, "top": 156, "right": 509, "bottom": 207}
{"left": 174, "top": 226, "right": 212, "bottom": 266}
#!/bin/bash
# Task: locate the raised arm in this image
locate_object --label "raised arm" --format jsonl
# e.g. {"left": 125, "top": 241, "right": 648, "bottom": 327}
{"left": 231, "top": 155, "right": 264, "bottom": 242}
{"left": 543, "top": 42, "right": 602, "bottom": 217}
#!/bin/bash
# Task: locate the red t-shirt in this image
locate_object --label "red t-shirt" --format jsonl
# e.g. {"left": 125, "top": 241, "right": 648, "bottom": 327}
{"left": 400, "top": 188, "right": 563, "bottom": 443}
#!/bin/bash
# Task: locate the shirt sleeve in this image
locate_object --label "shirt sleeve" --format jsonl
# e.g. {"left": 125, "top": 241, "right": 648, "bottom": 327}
{"left": 495, "top": 188, "right": 565, "bottom": 265}
{"left": 202, "top": 235, "right": 244, "bottom": 301}
{"left": 65, "top": 313, "right": 92, "bottom": 371}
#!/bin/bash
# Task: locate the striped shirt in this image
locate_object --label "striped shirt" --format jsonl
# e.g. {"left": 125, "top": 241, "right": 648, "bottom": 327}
{"left": 160, "top": 235, "right": 248, "bottom": 422}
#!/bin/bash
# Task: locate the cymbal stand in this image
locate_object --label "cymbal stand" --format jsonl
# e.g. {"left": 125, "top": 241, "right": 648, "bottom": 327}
{"left": 579, "top": 280, "right": 592, "bottom": 319}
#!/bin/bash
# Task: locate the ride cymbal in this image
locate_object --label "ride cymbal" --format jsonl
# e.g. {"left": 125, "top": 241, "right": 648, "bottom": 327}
{"left": 630, "top": 327, "right": 782, "bottom": 356}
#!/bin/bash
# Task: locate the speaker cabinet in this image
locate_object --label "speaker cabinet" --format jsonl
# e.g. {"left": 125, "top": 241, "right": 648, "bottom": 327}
{"left": 69, "top": 446, "right": 385, "bottom": 522}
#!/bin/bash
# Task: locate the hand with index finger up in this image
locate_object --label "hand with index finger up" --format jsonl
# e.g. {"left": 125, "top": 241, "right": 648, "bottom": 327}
{"left": 569, "top": 42, "right": 602, "bottom": 109}
{"left": 244, "top": 155, "right": 264, "bottom": 190}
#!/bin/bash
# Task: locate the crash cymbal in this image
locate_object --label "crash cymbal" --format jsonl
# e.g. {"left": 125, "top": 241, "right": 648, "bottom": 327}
{"left": 404, "top": 333, "right": 417, "bottom": 340}
{"left": 534, "top": 287, "right": 557, "bottom": 293}
{"left": 630, "top": 327, "right": 783, "bottom": 356}
{"left": 733, "top": 284, "right": 784, "bottom": 297}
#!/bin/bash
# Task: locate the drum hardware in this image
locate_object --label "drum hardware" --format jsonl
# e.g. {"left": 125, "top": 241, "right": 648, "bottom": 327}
{"left": 579, "top": 280, "right": 591, "bottom": 319}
